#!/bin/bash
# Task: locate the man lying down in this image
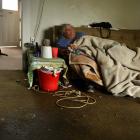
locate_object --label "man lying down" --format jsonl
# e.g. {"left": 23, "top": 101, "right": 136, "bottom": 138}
{"left": 57, "top": 24, "right": 140, "bottom": 98}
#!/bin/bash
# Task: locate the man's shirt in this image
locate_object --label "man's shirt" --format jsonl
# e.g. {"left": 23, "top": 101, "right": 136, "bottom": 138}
{"left": 57, "top": 32, "right": 85, "bottom": 48}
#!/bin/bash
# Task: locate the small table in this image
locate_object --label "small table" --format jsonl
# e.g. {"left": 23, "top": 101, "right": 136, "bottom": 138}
{"left": 27, "top": 50, "right": 68, "bottom": 88}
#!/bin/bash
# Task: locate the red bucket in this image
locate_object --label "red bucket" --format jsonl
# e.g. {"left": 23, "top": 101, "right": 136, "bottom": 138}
{"left": 38, "top": 69, "right": 60, "bottom": 92}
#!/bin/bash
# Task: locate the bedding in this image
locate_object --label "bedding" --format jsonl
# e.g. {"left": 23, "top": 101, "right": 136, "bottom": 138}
{"left": 69, "top": 35, "right": 140, "bottom": 98}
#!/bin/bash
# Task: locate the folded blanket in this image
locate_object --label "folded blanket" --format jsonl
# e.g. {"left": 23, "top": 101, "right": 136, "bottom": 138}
{"left": 70, "top": 35, "right": 140, "bottom": 98}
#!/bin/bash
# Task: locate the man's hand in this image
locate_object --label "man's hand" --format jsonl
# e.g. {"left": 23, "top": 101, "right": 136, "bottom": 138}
{"left": 68, "top": 44, "right": 77, "bottom": 50}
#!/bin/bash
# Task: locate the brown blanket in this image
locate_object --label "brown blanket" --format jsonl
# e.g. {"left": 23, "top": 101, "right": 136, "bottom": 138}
{"left": 69, "top": 53, "right": 103, "bottom": 86}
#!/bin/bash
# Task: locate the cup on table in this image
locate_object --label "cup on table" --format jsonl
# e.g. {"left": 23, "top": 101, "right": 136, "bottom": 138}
{"left": 52, "top": 47, "right": 58, "bottom": 58}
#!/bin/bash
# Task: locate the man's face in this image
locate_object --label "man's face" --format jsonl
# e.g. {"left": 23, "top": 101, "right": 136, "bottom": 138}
{"left": 64, "top": 25, "right": 76, "bottom": 39}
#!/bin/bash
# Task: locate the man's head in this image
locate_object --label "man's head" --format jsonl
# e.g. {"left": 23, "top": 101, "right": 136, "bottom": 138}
{"left": 62, "top": 24, "right": 76, "bottom": 39}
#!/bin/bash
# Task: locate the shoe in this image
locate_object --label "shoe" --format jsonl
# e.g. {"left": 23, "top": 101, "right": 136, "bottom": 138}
{"left": 87, "top": 84, "right": 94, "bottom": 93}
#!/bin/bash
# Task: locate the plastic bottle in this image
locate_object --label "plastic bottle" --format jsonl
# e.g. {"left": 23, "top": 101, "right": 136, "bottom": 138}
{"left": 34, "top": 42, "right": 41, "bottom": 57}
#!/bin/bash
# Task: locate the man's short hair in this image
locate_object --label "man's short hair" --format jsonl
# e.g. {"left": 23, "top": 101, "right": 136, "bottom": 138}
{"left": 61, "top": 24, "right": 74, "bottom": 35}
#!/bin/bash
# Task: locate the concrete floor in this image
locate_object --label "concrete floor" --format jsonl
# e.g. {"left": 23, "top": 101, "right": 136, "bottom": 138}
{"left": 0, "top": 70, "right": 140, "bottom": 140}
{"left": 0, "top": 47, "right": 22, "bottom": 70}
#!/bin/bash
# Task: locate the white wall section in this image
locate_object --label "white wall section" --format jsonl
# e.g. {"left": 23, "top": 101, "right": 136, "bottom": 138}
{"left": 22, "top": 0, "right": 140, "bottom": 44}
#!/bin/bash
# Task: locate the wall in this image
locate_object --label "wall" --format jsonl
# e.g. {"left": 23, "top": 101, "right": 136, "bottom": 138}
{"left": 22, "top": 0, "right": 140, "bottom": 45}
